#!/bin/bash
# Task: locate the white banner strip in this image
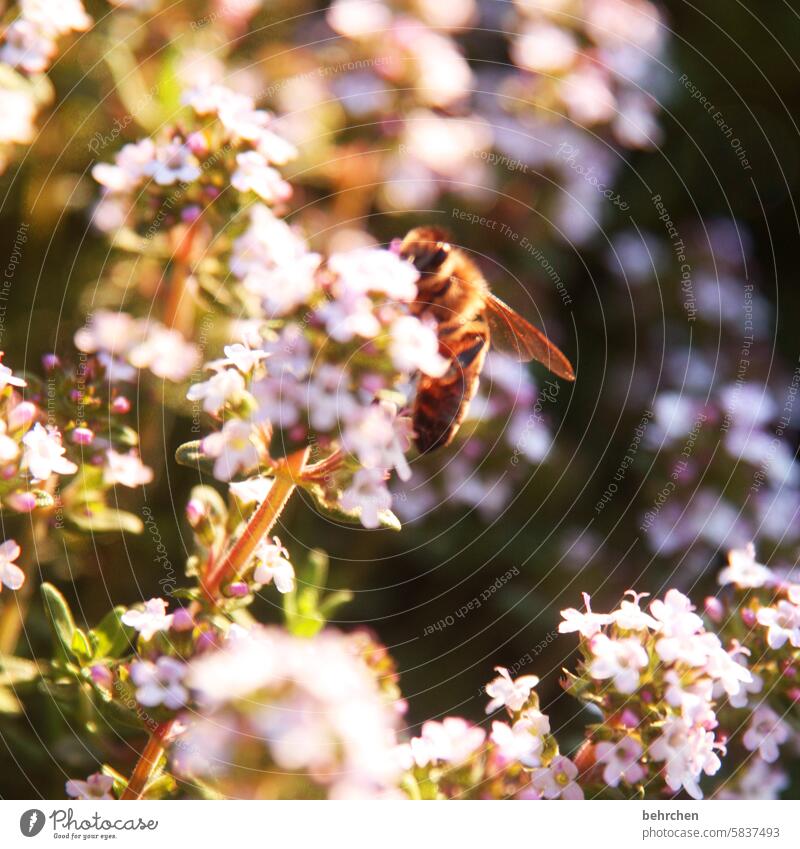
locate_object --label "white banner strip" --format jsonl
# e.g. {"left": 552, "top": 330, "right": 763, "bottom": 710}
{"left": 2, "top": 800, "right": 798, "bottom": 848}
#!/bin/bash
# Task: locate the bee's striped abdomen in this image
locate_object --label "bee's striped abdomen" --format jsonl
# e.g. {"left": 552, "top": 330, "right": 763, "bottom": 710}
{"left": 412, "top": 327, "right": 488, "bottom": 453}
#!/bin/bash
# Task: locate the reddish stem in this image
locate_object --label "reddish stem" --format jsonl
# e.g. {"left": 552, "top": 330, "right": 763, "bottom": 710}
{"left": 120, "top": 720, "right": 173, "bottom": 800}
{"left": 201, "top": 447, "right": 309, "bottom": 601}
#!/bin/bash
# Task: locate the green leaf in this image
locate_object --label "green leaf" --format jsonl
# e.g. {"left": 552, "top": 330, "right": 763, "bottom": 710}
{"left": 307, "top": 486, "right": 402, "bottom": 531}
{"left": 90, "top": 606, "right": 134, "bottom": 660}
{"left": 65, "top": 507, "right": 144, "bottom": 535}
{"left": 71, "top": 629, "right": 93, "bottom": 660}
{"left": 41, "top": 583, "right": 77, "bottom": 661}
{"left": 143, "top": 772, "right": 177, "bottom": 800}
{"left": 30, "top": 489, "right": 55, "bottom": 509}
{"left": 0, "top": 655, "right": 41, "bottom": 686}
{"left": 175, "top": 441, "right": 216, "bottom": 475}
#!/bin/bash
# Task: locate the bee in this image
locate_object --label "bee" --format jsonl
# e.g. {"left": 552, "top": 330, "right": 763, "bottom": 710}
{"left": 399, "top": 226, "right": 575, "bottom": 453}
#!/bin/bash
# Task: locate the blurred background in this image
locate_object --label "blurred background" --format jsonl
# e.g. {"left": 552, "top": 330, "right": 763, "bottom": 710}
{"left": 1, "top": 0, "right": 799, "bottom": 795}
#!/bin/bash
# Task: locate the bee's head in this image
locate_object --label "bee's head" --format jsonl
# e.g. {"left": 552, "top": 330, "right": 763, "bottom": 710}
{"left": 399, "top": 226, "right": 453, "bottom": 274}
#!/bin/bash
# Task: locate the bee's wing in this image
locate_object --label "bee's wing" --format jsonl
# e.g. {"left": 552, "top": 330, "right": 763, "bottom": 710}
{"left": 485, "top": 293, "right": 575, "bottom": 381}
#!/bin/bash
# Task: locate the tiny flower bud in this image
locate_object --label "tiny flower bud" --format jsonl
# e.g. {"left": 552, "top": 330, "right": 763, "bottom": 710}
{"left": 185, "top": 498, "right": 206, "bottom": 527}
{"left": 740, "top": 607, "right": 757, "bottom": 628}
{"left": 181, "top": 205, "right": 202, "bottom": 224}
{"left": 7, "top": 491, "right": 37, "bottom": 512}
{"left": 8, "top": 401, "right": 37, "bottom": 429}
{"left": 71, "top": 426, "right": 95, "bottom": 446}
{"left": 186, "top": 131, "right": 209, "bottom": 157}
{"left": 704, "top": 596, "right": 724, "bottom": 623}
{"left": 288, "top": 425, "right": 307, "bottom": 442}
{"left": 620, "top": 708, "right": 639, "bottom": 728}
{"left": 89, "top": 664, "right": 113, "bottom": 689}
{"left": 42, "top": 353, "right": 60, "bottom": 371}
{"left": 196, "top": 630, "right": 218, "bottom": 653}
{"left": 111, "top": 396, "right": 131, "bottom": 414}
{"left": 787, "top": 687, "right": 800, "bottom": 702}
{"left": 226, "top": 582, "right": 249, "bottom": 598}
{"left": 171, "top": 607, "right": 195, "bottom": 632}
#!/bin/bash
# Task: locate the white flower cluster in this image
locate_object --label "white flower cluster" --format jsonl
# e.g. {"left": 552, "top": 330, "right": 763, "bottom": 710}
{"left": 188, "top": 211, "right": 449, "bottom": 527}
{"left": 509, "top": 0, "right": 665, "bottom": 148}
{"left": 75, "top": 310, "right": 200, "bottom": 383}
{"left": 0, "top": 0, "right": 91, "bottom": 166}
{"left": 561, "top": 588, "right": 753, "bottom": 799}
{"left": 176, "top": 626, "right": 404, "bottom": 799}
{"left": 92, "top": 83, "right": 295, "bottom": 233}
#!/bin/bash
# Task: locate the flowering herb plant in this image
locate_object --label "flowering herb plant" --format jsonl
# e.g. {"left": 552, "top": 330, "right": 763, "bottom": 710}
{"left": 0, "top": 0, "right": 797, "bottom": 804}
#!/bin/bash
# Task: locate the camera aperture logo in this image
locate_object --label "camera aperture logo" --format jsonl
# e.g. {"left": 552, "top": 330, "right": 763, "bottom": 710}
{"left": 18, "top": 808, "right": 158, "bottom": 840}
{"left": 20, "top": 809, "right": 46, "bottom": 837}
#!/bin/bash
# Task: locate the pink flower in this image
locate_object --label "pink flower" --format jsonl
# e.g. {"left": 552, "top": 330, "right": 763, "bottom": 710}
{"left": 409, "top": 717, "right": 485, "bottom": 767}
{"left": 187, "top": 369, "right": 247, "bottom": 415}
{"left": 558, "top": 592, "right": 612, "bottom": 638}
{"left": 65, "top": 773, "right": 114, "bottom": 800}
{"left": 342, "top": 401, "right": 412, "bottom": 481}
{"left": 0, "top": 362, "right": 27, "bottom": 390}
{"left": 122, "top": 598, "right": 173, "bottom": 641}
{"left": 92, "top": 139, "right": 156, "bottom": 193}
{"left": 201, "top": 419, "right": 260, "bottom": 481}
{"left": 127, "top": 325, "right": 199, "bottom": 381}
{"left": 0, "top": 539, "right": 24, "bottom": 592}
{"left": 21, "top": 423, "right": 77, "bottom": 482}
{"left": 588, "top": 634, "right": 648, "bottom": 694}
{"left": 232, "top": 151, "right": 291, "bottom": 202}
{"left": 130, "top": 657, "right": 187, "bottom": 709}
{"left": 650, "top": 589, "right": 704, "bottom": 637}
{"left": 145, "top": 138, "right": 201, "bottom": 186}
{"left": 328, "top": 248, "right": 419, "bottom": 301}
{"left": 610, "top": 590, "right": 658, "bottom": 631}
{"left": 528, "top": 755, "right": 584, "bottom": 799}
{"left": 742, "top": 707, "right": 790, "bottom": 763}
{"left": 340, "top": 468, "right": 392, "bottom": 529}
{"left": 756, "top": 601, "right": 800, "bottom": 649}
{"left": 649, "top": 718, "right": 722, "bottom": 800}
{"left": 490, "top": 718, "right": 545, "bottom": 768}
{"left": 485, "top": 666, "right": 540, "bottom": 714}
{"left": 253, "top": 537, "right": 295, "bottom": 594}
{"left": 104, "top": 450, "right": 154, "bottom": 488}
{"left": 512, "top": 24, "right": 578, "bottom": 74}
{"left": 389, "top": 316, "right": 449, "bottom": 377}
{"left": 595, "top": 738, "right": 646, "bottom": 787}
{"left": 718, "top": 543, "right": 773, "bottom": 589}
